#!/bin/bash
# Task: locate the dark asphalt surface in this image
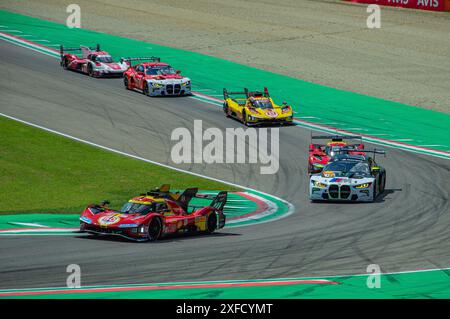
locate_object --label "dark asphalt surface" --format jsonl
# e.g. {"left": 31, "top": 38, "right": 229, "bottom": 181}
{"left": 1, "top": 41, "right": 449, "bottom": 289}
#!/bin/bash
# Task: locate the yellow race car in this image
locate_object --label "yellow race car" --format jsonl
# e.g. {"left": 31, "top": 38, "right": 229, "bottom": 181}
{"left": 223, "top": 87, "right": 294, "bottom": 126}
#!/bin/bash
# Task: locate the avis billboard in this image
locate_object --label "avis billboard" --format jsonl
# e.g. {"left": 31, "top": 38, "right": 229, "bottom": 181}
{"left": 346, "top": 0, "right": 447, "bottom": 11}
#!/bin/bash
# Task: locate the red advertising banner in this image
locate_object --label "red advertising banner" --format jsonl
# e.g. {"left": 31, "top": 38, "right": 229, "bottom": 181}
{"left": 346, "top": 0, "right": 447, "bottom": 11}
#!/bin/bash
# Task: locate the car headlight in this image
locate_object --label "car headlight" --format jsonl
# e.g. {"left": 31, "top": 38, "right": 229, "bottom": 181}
{"left": 355, "top": 183, "right": 371, "bottom": 189}
{"left": 139, "top": 225, "right": 146, "bottom": 233}
{"left": 281, "top": 106, "right": 291, "bottom": 114}
{"left": 313, "top": 181, "right": 327, "bottom": 188}
{"left": 182, "top": 81, "right": 191, "bottom": 86}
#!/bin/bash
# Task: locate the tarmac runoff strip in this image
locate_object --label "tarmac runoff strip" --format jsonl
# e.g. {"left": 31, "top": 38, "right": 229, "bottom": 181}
{"left": 0, "top": 10, "right": 449, "bottom": 156}
{"left": 0, "top": 279, "right": 338, "bottom": 298}
{"left": 1, "top": 268, "right": 449, "bottom": 298}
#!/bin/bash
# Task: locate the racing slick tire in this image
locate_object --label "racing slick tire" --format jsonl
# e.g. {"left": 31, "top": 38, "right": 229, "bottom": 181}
{"left": 223, "top": 103, "right": 231, "bottom": 118}
{"left": 124, "top": 76, "right": 131, "bottom": 90}
{"left": 62, "top": 57, "right": 69, "bottom": 70}
{"left": 372, "top": 180, "right": 378, "bottom": 202}
{"left": 143, "top": 82, "right": 150, "bottom": 96}
{"left": 242, "top": 111, "right": 249, "bottom": 126}
{"left": 88, "top": 64, "right": 94, "bottom": 77}
{"left": 87, "top": 64, "right": 94, "bottom": 77}
{"left": 147, "top": 218, "right": 162, "bottom": 241}
{"left": 380, "top": 172, "right": 386, "bottom": 193}
{"left": 206, "top": 212, "right": 217, "bottom": 234}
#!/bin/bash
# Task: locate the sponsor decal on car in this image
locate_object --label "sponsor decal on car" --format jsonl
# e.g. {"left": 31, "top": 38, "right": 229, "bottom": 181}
{"left": 265, "top": 110, "right": 278, "bottom": 118}
{"left": 98, "top": 214, "right": 121, "bottom": 226}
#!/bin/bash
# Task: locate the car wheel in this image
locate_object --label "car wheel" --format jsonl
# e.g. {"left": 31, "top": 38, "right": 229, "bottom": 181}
{"left": 206, "top": 212, "right": 217, "bottom": 234}
{"left": 242, "top": 111, "right": 248, "bottom": 126}
{"left": 88, "top": 64, "right": 94, "bottom": 77}
{"left": 372, "top": 180, "right": 377, "bottom": 201}
{"left": 124, "top": 76, "right": 130, "bottom": 89}
{"left": 147, "top": 218, "right": 162, "bottom": 241}
{"left": 223, "top": 103, "right": 230, "bottom": 117}
{"left": 62, "top": 58, "right": 69, "bottom": 70}
{"left": 143, "top": 83, "right": 150, "bottom": 96}
{"left": 380, "top": 173, "right": 386, "bottom": 193}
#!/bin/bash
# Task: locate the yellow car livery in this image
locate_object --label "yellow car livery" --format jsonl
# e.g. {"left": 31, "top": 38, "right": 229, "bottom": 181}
{"left": 223, "top": 87, "right": 294, "bottom": 126}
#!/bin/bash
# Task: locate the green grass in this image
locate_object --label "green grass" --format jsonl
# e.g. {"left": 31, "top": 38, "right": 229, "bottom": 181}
{"left": 0, "top": 116, "right": 238, "bottom": 215}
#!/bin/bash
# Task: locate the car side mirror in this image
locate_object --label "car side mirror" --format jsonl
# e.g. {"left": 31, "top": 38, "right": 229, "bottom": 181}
{"left": 176, "top": 70, "right": 181, "bottom": 74}
{"left": 101, "top": 200, "right": 110, "bottom": 206}
{"left": 282, "top": 101, "right": 287, "bottom": 105}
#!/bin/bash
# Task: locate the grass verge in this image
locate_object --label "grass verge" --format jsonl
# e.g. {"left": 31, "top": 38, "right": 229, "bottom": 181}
{"left": 0, "top": 116, "right": 238, "bottom": 214}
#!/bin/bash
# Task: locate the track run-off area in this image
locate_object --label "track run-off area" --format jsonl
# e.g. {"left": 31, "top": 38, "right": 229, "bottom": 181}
{"left": 0, "top": 10, "right": 449, "bottom": 298}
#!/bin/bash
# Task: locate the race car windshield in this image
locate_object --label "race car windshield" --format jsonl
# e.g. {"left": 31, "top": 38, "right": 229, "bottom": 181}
{"left": 251, "top": 99, "right": 273, "bottom": 109}
{"left": 323, "top": 161, "right": 371, "bottom": 177}
{"left": 96, "top": 56, "right": 113, "bottom": 63}
{"left": 146, "top": 66, "right": 176, "bottom": 76}
{"left": 120, "top": 202, "right": 154, "bottom": 215}
{"left": 326, "top": 146, "right": 344, "bottom": 156}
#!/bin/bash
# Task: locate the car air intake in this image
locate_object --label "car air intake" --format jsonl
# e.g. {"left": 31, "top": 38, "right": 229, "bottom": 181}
{"left": 340, "top": 185, "right": 351, "bottom": 199}
{"left": 166, "top": 84, "right": 174, "bottom": 94}
{"left": 174, "top": 84, "right": 181, "bottom": 94}
{"left": 329, "top": 185, "right": 339, "bottom": 198}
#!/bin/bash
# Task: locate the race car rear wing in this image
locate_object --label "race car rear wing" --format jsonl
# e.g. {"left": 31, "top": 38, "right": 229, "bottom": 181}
{"left": 210, "top": 191, "right": 227, "bottom": 211}
{"left": 363, "top": 149, "right": 386, "bottom": 161}
{"left": 311, "top": 134, "right": 362, "bottom": 142}
{"left": 59, "top": 44, "right": 100, "bottom": 58}
{"left": 223, "top": 87, "right": 270, "bottom": 100}
{"left": 190, "top": 191, "right": 228, "bottom": 212}
{"left": 120, "top": 56, "right": 161, "bottom": 65}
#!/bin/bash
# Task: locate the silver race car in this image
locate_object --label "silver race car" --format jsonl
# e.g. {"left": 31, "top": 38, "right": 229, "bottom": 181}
{"left": 309, "top": 151, "right": 386, "bottom": 202}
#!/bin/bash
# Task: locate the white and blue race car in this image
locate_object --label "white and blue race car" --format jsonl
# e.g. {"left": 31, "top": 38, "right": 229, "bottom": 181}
{"left": 309, "top": 152, "right": 386, "bottom": 202}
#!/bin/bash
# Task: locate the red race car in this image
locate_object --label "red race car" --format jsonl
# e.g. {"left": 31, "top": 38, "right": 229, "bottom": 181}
{"left": 79, "top": 185, "right": 227, "bottom": 242}
{"left": 123, "top": 57, "right": 191, "bottom": 96}
{"left": 60, "top": 44, "right": 129, "bottom": 77}
{"left": 308, "top": 135, "right": 365, "bottom": 174}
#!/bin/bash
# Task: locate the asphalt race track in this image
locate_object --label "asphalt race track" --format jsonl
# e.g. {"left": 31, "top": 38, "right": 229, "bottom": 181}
{"left": 1, "top": 40, "right": 449, "bottom": 289}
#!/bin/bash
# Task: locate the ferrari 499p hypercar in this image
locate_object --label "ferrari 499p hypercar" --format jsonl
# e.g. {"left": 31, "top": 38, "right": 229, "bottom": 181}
{"left": 79, "top": 185, "right": 227, "bottom": 242}
{"left": 308, "top": 135, "right": 365, "bottom": 174}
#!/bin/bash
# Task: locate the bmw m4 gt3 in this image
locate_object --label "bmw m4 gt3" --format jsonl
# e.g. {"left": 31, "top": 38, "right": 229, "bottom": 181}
{"left": 309, "top": 151, "right": 386, "bottom": 202}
